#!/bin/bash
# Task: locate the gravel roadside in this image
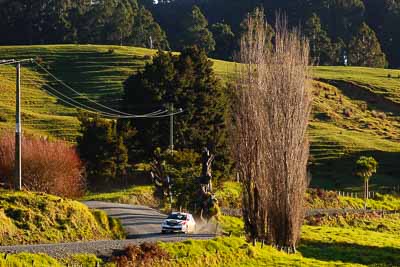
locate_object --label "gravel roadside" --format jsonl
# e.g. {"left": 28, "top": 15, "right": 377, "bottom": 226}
{"left": 0, "top": 201, "right": 216, "bottom": 258}
{"left": 0, "top": 234, "right": 214, "bottom": 258}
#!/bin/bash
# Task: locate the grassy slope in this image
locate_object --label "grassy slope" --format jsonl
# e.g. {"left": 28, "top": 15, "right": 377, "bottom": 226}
{"left": 81, "top": 185, "right": 158, "bottom": 207}
{"left": 0, "top": 190, "right": 124, "bottom": 245}
{"left": 0, "top": 45, "right": 399, "bottom": 189}
{"left": 314, "top": 66, "right": 400, "bottom": 104}
{"left": 158, "top": 214, "right": 400, "bottom": 266}
{"left": 311, "top": 68, "right": 400, "bottom": 189}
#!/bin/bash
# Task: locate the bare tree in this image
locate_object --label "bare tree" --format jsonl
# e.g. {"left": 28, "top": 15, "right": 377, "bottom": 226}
{"left": 231, "top": 9, "right": 312, "bottom": 252}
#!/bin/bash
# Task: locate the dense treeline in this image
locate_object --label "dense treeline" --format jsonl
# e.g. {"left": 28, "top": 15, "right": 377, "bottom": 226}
{"left": 146, "top": 0, "right": 399, "bottom": 68}
{"left": 0, "top": 0, "right": 399, "bottom": 67}
{"left": 0, "top": 0, "right": 169, "bottom": 49}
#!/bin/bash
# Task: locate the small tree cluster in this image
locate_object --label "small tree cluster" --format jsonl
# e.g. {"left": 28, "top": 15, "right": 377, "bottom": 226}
{"left": 304, "top": 13, "right": 344, "bottom": 65}
{"left": 348, "top": 23, "right": 387, "bottom": 68}
{"left": 150, "top": 149, "right": 200, "bottom": 206}
{"left": 210, "top": 23, "right": 235, "bottom": 60}
{"left": 0, "top": 132, "right": 84, "bottom": 198}
{"left": 231, "top": 9, "right": 312, "bottom": 252}
{"left": 123, "top": 46, "right": 229, "bottom": 179}
{"left": 149, "top": 148, "right": 219, "bottom": 219}
{"left": 77, "top": 115, "right": 129, "bottom": 189}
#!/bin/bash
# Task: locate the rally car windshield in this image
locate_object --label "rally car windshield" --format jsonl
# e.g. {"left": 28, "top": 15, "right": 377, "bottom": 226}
{"left": 167, "top": 214, "right": 187, "bottom": 220}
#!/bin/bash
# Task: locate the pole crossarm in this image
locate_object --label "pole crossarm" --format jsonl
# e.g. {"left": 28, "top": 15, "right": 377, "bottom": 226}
{"left": 0, "top": 58, "right": 34, "bottom": 66}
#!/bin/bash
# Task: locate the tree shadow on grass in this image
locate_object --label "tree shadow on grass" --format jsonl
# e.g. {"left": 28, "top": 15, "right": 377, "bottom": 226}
{"left": 298, "top": 240, "right": 400, "bottom": 266}
{"left": 310, "top": 150, "right": 400, "bottom": 190}
{"left": 318, "top": 79, "right": 400, "bottom": 115}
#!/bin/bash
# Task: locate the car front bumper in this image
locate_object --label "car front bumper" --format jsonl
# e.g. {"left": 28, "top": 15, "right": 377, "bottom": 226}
{"left": 162, "top": 225, "right": 184, "bottom": 232}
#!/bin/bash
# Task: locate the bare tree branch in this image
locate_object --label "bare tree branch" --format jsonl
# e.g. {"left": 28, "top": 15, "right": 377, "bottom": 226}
{"left": 230, "top": 8, "right": 312, "bottom": 252}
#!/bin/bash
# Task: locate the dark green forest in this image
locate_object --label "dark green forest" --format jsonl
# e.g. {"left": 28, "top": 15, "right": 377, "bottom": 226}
{"left": 0, "top": 0, "right": 169, "bottom": 49}
{"left": 1, "top": 0, "right": 400, "bottom": 67}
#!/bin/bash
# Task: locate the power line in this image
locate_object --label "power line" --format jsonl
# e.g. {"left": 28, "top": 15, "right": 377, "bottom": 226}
{"left": 2, "top": 58, "right": 184, "bottom": 119}
{"left": 34, "top": 61, "right": 164, "bottom": 117}
{"left": 23, "top": 74, "right": 184, "bottom": 119}
{"left": 24, "top": 74, "right": 139, "bottom": 118}
{"left": 3, "top": 61, "right": 170, "bottom": 118}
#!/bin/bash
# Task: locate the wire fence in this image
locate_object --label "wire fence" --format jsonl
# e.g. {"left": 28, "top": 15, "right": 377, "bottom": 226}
{"left": 333, "top": 185, "right": 400, "bottom": 199}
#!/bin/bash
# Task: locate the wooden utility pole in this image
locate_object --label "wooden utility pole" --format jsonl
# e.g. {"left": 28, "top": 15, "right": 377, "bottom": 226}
{"left": 15, "top": 62, "right": 22, "bottom": 190}
{"left": 169, "top": 103, "right": 174, "bottom": 151}
{"left": 1, "top": 58, "right": 33, "bottom": 190}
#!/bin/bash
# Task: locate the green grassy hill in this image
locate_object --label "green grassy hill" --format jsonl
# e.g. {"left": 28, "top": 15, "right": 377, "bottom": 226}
{"left": 0, "top": 190, "right": 124, "bottom": 245}
{"left": 0, "top": 44, "right": 399, "bottom": 190}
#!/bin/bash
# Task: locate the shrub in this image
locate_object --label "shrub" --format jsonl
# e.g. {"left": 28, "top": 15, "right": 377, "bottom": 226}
{"left": 112, "top": 243, "right": 170, "bottom": 267}
{"left": 77, "top": 115, "right": 128, "bottom": 189}
{"left": 0, "top": 115, "right": 7, "bottom": 122}
{"left": 342, "top": 108, "right": 352, "bottom": 117}
{"left": 378, "top": 113, "right": 387, "bottom": 119}
{"left": 0, "top": 132, "right": 85, "bottom": 198}
{"left": 306, "top": 188, "right": 340, "bottom": 209}
{"left": 371, "top": 110, "right": 387, "bottom": 119}
{"left": 143, "top": 55, "right": 152, "bottom": 60}
{"left": 150, "top": 148, "right": 200, "bottom": 202}
{"left": 358, "top": 102, "right": 368, "bottom": 112}
{"left": 35, "top": 56, "right": 44, "bottom": 64}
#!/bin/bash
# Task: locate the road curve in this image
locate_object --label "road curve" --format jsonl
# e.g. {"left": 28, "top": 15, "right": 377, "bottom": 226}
{"left": 84, "top": 201, "right": 169, "bottom": 238}
{"left": 0, "top": 201, "right": 215, "bottom": 258}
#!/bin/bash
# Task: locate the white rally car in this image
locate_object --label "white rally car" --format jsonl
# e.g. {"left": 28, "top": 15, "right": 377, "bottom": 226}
{"left": 161, "top": 212, "right": 196, "bottom": 234}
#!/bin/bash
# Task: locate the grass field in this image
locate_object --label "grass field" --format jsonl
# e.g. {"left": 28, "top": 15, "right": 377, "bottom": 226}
{"left": 157, "top": 212, "right": 400, "bottom": 266}
{"left": 314, "top": 66, "right": 400, "bottom": 105}
{"left": 0, "top": 44, "right": 399, "bottom": 189}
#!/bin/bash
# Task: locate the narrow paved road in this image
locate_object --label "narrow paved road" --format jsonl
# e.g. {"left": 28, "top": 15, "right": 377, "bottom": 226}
{"left": 84, "top": 201, "right": 169, "bottom": 238}
{"left": 0, "top": 201, "right": 215, "bottom": 258}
